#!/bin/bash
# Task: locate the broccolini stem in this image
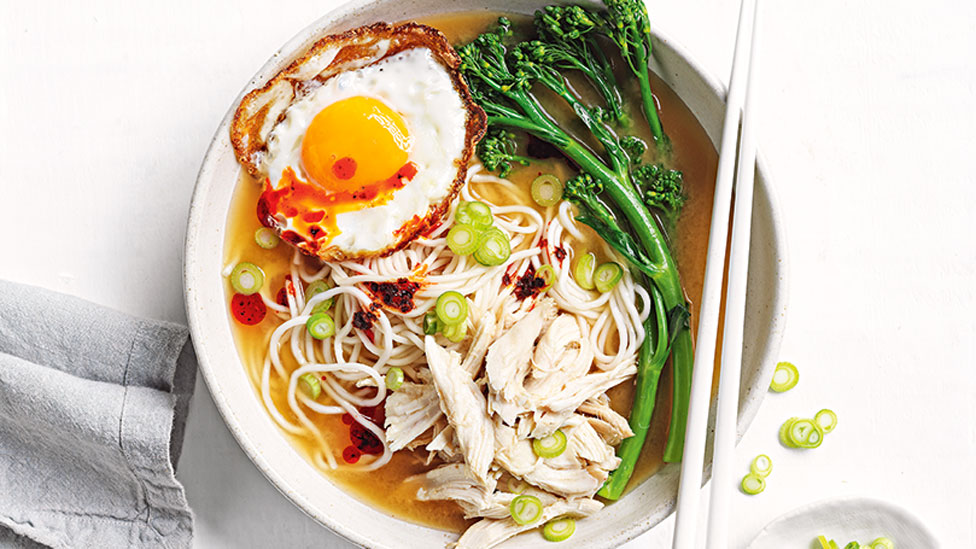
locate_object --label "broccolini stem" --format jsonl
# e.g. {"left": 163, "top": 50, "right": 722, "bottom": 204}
{"left": 637, "top": 70, "right": 666, "bottom": 145}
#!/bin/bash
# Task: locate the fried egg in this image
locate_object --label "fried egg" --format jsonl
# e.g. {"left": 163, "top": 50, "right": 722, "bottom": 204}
{"left": 230, "top": 24, "right": 486, "bottom": 260}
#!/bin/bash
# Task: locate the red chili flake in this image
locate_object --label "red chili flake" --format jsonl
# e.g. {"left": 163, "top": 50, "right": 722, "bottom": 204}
{"left": 513, "top": 265, "right": 547, "bottom": 301}
{"left": 353, "top": 309, "right": 377, "bottom": 331}
{"left": 340, "top": 413, "right": 353, "bottom": 425}
{"left": 350, "top": 422, "right": 383, "bottom": 455}
{"left": 342, "top": 445, "right": 361, "bottom": 464}
{"left": 303, "top": 210, "right": 325, "bottom": 224}
{"left": 275, "top": 287, "right": 288, "bottom": 307}
{"left": 230, "top": 293, "right": 266, "bottom": 325}
{"left": 366, "top": 278, "right": 421, "bottom": 313}
{"left": 554, "top": 246, "right": 567, "bottom": 262}
{"left": 332, "top": 157, "right": 357, "bottom": 180}
{"left": 502, "top": 272, "right": 512, "bottom": 286}
{"left": 280, "top": 230, "right": 304, "bottom": 246}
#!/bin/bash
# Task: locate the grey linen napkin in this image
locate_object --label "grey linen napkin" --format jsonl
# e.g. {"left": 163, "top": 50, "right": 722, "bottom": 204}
{"left": 0, "top": 280, "right": 196, "bottom": 548}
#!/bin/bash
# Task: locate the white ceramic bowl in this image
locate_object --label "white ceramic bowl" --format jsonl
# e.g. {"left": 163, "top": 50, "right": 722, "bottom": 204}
{"left": 184, "top": 1, "right": 789, "bottom": 547}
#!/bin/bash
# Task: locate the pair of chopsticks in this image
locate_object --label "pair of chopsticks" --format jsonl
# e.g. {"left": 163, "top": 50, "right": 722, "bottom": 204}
{"left": 671, "top": 0, "right": 762, "bottom": 548}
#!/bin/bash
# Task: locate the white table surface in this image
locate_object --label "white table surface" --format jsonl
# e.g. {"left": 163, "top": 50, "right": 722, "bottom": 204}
{"left": 2, "top": 1, "right": 974, "bottom": 547}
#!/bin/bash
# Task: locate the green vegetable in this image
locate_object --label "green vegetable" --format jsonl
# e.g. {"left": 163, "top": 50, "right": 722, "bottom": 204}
{"left": 477, "top": 127, "right": 531, "bottom": 177}
{"left": 870, "top": 538, "right": 894, "bottom": 549}
{"left": 542, "top": 517, "right": 576, "bottom": 542}
{"left": 474, "top": 228, "right": 511, "bottom": 266}
{"left": 632, "top": 163, "right": 685, "bottom": 228}
{"left": 305, "top": 280, "right": 334, "bottom": 312}
{"left": 456, "top": 201, "right": 494, "bottom": 230}
{"left": 740, "top": 473, "right": 765, "bottom": 495}
{"left": 531, "top": 174, "right": 564, "bottom": 207}
{"left": 443, "top": 321, "right": 468, "bottom": 343}
{"left": 254, "top": 227, "right": 280, "bottom": 249}
{"left": 385, "top": 367, "right": 404, "bottom": 391}
{"left": 447, "top": 224, "right": 483, "bottom": 255}
{"left": 750, "top": 454, "right": 773, "bottom": 477}
{"left": 817, "top": 535, "right": 832, "bottom": 549}
{"left": 845, "top": 543, "right": 861, "bottom": 549}
{"left": 573, "top": 252, "right": 597, "bottom": 290}
{"left": 593, "top": 262, "right": 623, "bottom": 292}
{"left": 532, "top": 429, "right": 568, "bottom": 458}
{"left": 779, "top": 417, "right": 800, "bottom": 448}
{"left": 780, "top": 418, "right": 825, "bottom": 449}
{"left": 770, "top": 361, "right": 799, "bottom": 392}
{"left": 815, "top": 408, "right": 838, "bottom": 433}
{"left": 298, "top": 372, "right": 321, "bottom": 400}
{"left": 535, "top": 264, "right": 556, "bottom": 291}
{"left": 509, "top": 495, "right": 544, "bottom": 525}
{"left": 459, "top": 6, "right": 691, "bottom": 488}
{"left": 423, "top": 311, "right": 441, "bottom": 335}
{"left": 230, "top": 262, "right": 265, "bottom": 295}
{"left": 435, "top": 291, "right": 468, "bottom": 326}
{"left": 306, "top": 313, "right": 336, "bottom": 340}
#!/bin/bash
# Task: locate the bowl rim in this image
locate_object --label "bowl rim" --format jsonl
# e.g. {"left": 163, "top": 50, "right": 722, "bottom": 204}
{"left": 183, "top": 2, "right": 790, "bottom": 547}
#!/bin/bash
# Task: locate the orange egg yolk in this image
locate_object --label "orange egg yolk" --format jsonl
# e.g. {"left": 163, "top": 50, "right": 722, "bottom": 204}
{"left": 300, "top": 96, "right": 411, "bottom": 193}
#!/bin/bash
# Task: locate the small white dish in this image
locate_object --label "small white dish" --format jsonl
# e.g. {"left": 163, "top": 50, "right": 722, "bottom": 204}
{"left": 747, "top": 496, "right": 939, "bottom": 549}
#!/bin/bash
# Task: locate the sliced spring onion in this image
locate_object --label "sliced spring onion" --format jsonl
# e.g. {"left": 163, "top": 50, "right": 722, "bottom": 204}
{"left": 455, "top": 200, "right": 494, "bottom": 230}
{"left": 831, "top": 542, "right": 840, "bottom": 549}
{"left": 474, "top": 228, "right": 511, "bottom": 266}
{"left": 306, "top": 313, "right": 336, "bottom": 340}
{"left": 423, "top": 311, "right": 441, "bottom": 335}
{"left": 305, "top": 280, "right": 334, "bottom": 312}
{"left": 435, "top": 291, "right": 468, "bottom": 326}
{"left": 535, "top": 264, "right": 556, "bottom": 291}
{"left": 531, "top": 174, "right": 563, "bottom": 207}
{"left": 385, "top": 367, "right": 404, "bottom": 391}
{"left": 817, "top": 536, "right": 832, "bottom": 549}
{"left": 447, "top": 223, "right": 483, "bottom": 255}
{"left": 509, "top": 494, "right": 543, "bottom": 526}
{"left": 870, "top": 537, "right": 894, "bottom": 549}
{"left": 815, "top": 408, "right": 838, "bottom": 433}
{"left": 298, "top": 372, "right": 321, "bottom": 400}
{"left": 770, "top": 361, "right": 799, "bottom": 392}
{"left": 593, "top": 262, "right": 623, "bottom": 293}
{"left": 442, "top": 321, "right": 467, "bottom": 343}
{"left": 532, "top": 429, "right": 568, "bottom": 458}
{"left": 254, "top": 227, "right": 280, "bottom": 249}
{"left": 844, "top": 543, "right": 861, "bottom": 549}
{"left": 230, "top": 262, "right": 265, "bottom": 295}
{"left": 750, "top": 454, "right": 773, "bottom": 477}
{"left": 740, "top": 473, "right": 765, "bottom": 495}
{"left": 542, "top": 517, "right": 576, "bottom": 542}
{"left": 780, "top": 417, "right": 800, "bottom": 448}
{"left": 788, "top": 418, "right": 825, "bottom": 449}
{"left": 574, "top": 252, "right": 597, "bottom": 290}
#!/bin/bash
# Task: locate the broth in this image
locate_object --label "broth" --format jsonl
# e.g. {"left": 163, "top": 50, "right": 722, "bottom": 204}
{"left": 222, "top": 10, "right": 718, "bottom": 533}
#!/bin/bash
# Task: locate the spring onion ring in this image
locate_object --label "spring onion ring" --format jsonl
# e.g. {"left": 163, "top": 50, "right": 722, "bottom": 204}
{"left": 423, "top": 311, "right": 440, "bottom": 335}
{"left": 306, "top": 280, "right": 334, "bottom": 312}
{"left": 815, "top": 408, "right": 838, "bottom": 433}
{"left": 787, "top": 418, "right": 824, "bottom": 449}
{"left": 750, "top": 454, "right": 773, "bottom": 477}
{"left": 456, "top": 200, "right": 493, "bottom": 230}
{"left": 435, "top": 291, "right": 468, "bottom": 326}
{"left": 594, "top": 262, "right": 623, "bottom": 293}
{"left": 442, "top": 321, "right": 467, "bottom": 343}
{"left": 254, "top": 227, "right": 280, "bottom": 249}
{"left": 509, "top": 494, "right": 543, "bottom": 525}
{"left": 740, "top": 473, "right": 765, "bottom": 495}
{"left": 298, "top": 372, "right": 321, "bottom": 400}
{"left": 447, "top": 223, "right": 483, "bottom": 255}
{"left": 532, "top": 429, "right": 568, "bottom": 458}
{"left": 870, "top": 538, "right": 894, "bottom": 549}
{"left": 385, "top": 367, "right": 404, "bottom": 391}
{"left": 530, "top": 174, "right": 563, "bottom": 207}
{"left": 535, "top": 264, "right": 556, "bottom": 291}
{"left": 542, "top": 517, "right": 576, "bottom": 542}
{"left": 474, "top": 228, "right": 511, "bottom": 266}
{"left": 573, "top": 252, "right": 597, "bottom": 290}
{"left": 306, "top": 313, "right": 336, "bottom": 340}
{"left": 780, "top": 417, "right": 800, "bottom": 448}
{"left": 770, "top": 361, "right": 799, "bottom": 392}
{"left": 230, "top": 262, "right": 265, "bottom": 295}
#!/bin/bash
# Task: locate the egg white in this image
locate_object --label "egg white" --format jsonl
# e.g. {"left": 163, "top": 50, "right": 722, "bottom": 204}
{"left": 264, "top": 47, "right": 467, "bottom": 256}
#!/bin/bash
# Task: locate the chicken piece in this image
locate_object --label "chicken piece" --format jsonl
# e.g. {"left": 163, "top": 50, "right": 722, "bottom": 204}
{"left": 578, "top": 395, "right": 635, "bottom": 446}
{"left": 539, "top": 361, "right": 638, "bottom": 415}
{"left": 426, "top": 423, "right": 461, "bottom": 459}
{"left": 384, "top": 381, "right": 442, "bottom": 451}
{"left": 492, "top": 421, "right": 539, "bottom": 477}
{"left": 493, "top": 419, "right": 604, "bottom": 498}
{"left": 485, "top": 300, "right": 555, "bottom": 424}
{"left": 427, "top": 336, "right": 495, "bottom": 483}
{"left": 567, "top": 417, "right": 620, "bottom": 472}
{"left": 455, "top": 498, "right": 603, "bottom": 549}
{"left": 415, "top": 463, "right": 497, "bottom": 518}
{"left": 526, "top": 315, "right": 593, "bottom": 394}
{"left": 460, "top": 311, "right": 497, "bottom": 377}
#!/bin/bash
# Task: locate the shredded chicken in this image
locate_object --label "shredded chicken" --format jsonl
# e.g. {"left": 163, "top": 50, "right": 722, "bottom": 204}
{"left": 454, "top": 498, "right": 603, "bottom": 549}
{"left": 384, "top": 381, "right": 442, "bottom": 451}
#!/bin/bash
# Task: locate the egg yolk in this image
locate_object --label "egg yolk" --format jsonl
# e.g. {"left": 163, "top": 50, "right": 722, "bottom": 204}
{"left": 300, "top": 96, "right": 411, "bottom": 193}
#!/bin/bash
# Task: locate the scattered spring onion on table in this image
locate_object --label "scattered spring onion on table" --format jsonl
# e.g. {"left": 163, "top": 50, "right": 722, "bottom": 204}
{"left": 770, "top": 361, "right": 799, "bottom": 392}
{"left": 740, "top": 473, "right": 765, "bottom": 495}
{"left": 741, "top": 454, "right": 771, "bottom": 496}
{"left": 509, "top": 494, "right": 544, "bottom": 525}
{"left": 818, "top": 536, "right": 894, "bottom": 549}
{"left": 750, "top": 454, "right": 773, "bottom": 477}
{"left": 815, "top": 408, "right": 838, "bottom": 433}
{"left": 542, "top": 517, "right": 576, "bottom": 542}
{"left": 230, "top": 262, "right": 265, "bottom": 295}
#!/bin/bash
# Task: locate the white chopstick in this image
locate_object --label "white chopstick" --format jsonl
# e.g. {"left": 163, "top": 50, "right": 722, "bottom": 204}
{"left": 671, "top": 0, "right": 761, "bottom": 547}
{"left": 705, "top": 3, "right": 762, "bottom": 547}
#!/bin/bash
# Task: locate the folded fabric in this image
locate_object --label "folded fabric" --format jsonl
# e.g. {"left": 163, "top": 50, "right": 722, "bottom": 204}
{"left": 0, "top": 280, "right": 196, "bottom": 548}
